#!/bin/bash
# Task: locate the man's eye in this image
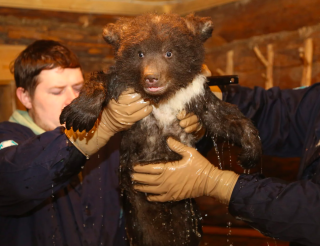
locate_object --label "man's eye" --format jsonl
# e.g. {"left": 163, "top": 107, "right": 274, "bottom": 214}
{"left": 138, "top": 51, "right": 144, "bottom": 58}
{"left": 73, "top": 85, "right": 83, "bottom": 92}
{"left": 51, "top": 90, "right": 62, "bottom": 95}
{"left": 165, "top": 51, "right": 172, "bottom": 58}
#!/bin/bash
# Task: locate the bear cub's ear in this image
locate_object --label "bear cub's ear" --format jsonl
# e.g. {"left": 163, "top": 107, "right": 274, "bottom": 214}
{"left": 103, "top": 23, "right": 119, "bottom": 47}
{"left": 102, "top": 18, "right": 132, "bottom": 47}
{"left": 184, "top": 14, "right": 214, "bottom": 42}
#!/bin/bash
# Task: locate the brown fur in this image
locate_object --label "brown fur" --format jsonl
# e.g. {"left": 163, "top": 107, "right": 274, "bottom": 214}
{"left": 60, "top": 13, "right": 262, "bottom": 246}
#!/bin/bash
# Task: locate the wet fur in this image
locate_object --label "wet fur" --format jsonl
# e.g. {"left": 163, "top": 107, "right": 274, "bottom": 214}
{"left": 60, "top": 14, "right": 262, "bottom": 246}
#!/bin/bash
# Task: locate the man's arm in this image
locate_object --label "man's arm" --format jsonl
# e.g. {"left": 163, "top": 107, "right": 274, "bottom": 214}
{"left": 229, "top": 170, "right": 320, "bottom": 245}
{"left": 223, "top": 84, "right": 320, "bottom": 157}
{"left": 132, "top": 137, "right": 320, "bottom": 245}
{"left": 0, "top": 124, "right": 86, "bottom": 216}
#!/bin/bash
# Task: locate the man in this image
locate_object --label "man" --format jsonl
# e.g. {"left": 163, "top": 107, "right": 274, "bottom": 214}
{"left": 0, "top": 40, "right": 201, "bottom": 246}
{"left": 133, "top": 81, "right": 320, "bottom": 245}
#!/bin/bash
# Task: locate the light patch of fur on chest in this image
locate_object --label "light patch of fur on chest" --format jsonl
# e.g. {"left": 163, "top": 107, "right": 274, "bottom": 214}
{"left": 142, "top": 74, "right": 206, "bottom": 127}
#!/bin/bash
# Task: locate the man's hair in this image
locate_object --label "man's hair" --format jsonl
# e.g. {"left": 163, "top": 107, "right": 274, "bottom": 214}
{"left": 12, "top": 40, "right": 81, "bottom": 97}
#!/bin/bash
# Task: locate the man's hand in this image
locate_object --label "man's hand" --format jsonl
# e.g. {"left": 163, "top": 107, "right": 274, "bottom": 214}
{"left": 177, "top": 110, "right": 204, "bottom": 138}
{"left": 101, "top": 88, "right": 153, "bottom": 134}
{"left": 132, "top": 137, "right": 239, "bottom": 204}
{"left": 65, "top": 88, "right": 152, "bottom": 158}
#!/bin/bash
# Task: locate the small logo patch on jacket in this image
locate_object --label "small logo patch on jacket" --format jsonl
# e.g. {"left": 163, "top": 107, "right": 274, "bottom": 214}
{"left": 0, "top": 140, "right": 18, "bottom": 150}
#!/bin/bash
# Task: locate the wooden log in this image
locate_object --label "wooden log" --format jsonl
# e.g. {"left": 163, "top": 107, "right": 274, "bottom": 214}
{"left": 216, "top": 50, "right": 234, "bottom": 75}
{"left": 253, "top": 44, "right": 274, "bottom": 89}
{"left": 299, "top": 38, "right": 313, "bottom": 87}
{"left": 197, "top": 0, "right": 320, "bottom": 43}
{"left": 205, "top": 23, "right": 320, "bottom": 89}
{"left": 0, "top": 7, "right": 118, "bottom": 73}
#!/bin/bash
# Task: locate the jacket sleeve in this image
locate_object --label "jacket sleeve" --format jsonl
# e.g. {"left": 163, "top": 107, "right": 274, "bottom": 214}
{"left": 225, "top": 84, "right": 320, "bottom": 244}
{"left": 223, "top": 84, "right": 320, "bottom": 157}
{"left": 229, "top": 172, "right": 320, "bottom": 245}
{"left": 0, "top": 124, "right": 86, "bottom": 216}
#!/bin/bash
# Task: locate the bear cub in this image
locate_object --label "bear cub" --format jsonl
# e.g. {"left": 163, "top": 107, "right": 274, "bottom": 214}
{"left": 61, "top": 13, "right": 262, "bottom": 246}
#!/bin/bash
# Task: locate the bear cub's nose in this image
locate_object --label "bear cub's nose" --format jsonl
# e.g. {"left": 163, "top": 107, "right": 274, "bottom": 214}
{"left": 144, "top": 73, "right": 159, "bottom": 85}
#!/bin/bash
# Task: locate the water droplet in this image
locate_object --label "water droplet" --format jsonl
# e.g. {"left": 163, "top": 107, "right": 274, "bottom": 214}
{"left": 211, "top": 136, "right": 223, "bottom": 169}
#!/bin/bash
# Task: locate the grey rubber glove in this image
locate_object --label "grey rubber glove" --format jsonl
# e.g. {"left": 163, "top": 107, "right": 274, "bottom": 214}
{"left": 65, "top": 88, "right": 152, "bottom": 158}
{"left": 132, "top": 137, "right": 239, "bottom": 205}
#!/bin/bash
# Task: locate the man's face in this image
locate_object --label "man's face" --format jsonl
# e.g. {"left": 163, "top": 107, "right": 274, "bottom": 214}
{"left": 28, "top": 67, "right": 84, "bottom": 131}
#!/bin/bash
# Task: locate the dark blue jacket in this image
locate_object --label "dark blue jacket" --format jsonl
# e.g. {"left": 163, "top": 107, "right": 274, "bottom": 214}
{"left": 226, "top": 84, "right": 320, "bottom": 246}
{"left": 0, "top": 123, "right": 126, "bottom": 246}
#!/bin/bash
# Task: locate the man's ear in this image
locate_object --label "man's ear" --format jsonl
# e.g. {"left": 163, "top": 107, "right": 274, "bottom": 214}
{"left": 16, "top": 87, "right": 32, "bottom": 109}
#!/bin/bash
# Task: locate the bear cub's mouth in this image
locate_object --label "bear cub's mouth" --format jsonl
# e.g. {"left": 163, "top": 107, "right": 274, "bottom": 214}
{"left": 144, "top": 84, "right": 168, "bottom": 95}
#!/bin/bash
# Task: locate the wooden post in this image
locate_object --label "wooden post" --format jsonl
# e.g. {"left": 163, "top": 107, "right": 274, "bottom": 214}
{"left": 253, "top": 44, "right": 274, "bottom": 89}
{"left": 299, "top": 38, "right": 313, "bottom": 87}
{"left": 216, "top": 50, "right": 234, "bottom": 75}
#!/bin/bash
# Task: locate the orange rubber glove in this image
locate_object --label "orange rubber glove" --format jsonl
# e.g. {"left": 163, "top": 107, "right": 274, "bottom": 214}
{"left": 65, "top": 88, "right": 152, "bottom": 158}
{"left": 132, "top": 137, "right": 239, "bottom": 205}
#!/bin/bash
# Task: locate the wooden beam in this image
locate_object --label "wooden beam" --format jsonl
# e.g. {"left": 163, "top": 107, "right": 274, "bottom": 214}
{"left": 203, "top": 226, "right": 267, "bottom": 238}
{"left": 0, "top": 44, "right": 26, "bottom": 81}
{"left": 299, "top": 38, "right": 313, "bottom": 87}
{"left": 0, "top": 0, "right": 238, "bottom": 16}
{"left": 204, "top": 22, "right": 320, "bottom": 89}
{"left": 216, "top": 50, "right": 234, "bottom": 75}
{"left": 253, "top": 44, "right": 274, "bottom": 89}
{"left": 197, "top": 0, "right": 320, "bottom": 43}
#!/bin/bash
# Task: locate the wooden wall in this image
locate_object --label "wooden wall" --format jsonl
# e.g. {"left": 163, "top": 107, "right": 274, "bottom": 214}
{"left": 198, "top": 0, "right": 320, "bottom": 88}
{"left": 0, "top": 7, "right": 120, "bottom": 75}
{"left": 0, "top": 0, "right": 318, "bottom": 244}
{"left": 1, "top": 0, "right": 320, "bottom": 87}
{"left": 195, "top": 0, "right": 319, "bottom": 244}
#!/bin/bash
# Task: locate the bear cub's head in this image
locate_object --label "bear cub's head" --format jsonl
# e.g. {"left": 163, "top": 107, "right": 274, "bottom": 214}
{"left": 103, "top": 13, "right": 213, "bottom": 104}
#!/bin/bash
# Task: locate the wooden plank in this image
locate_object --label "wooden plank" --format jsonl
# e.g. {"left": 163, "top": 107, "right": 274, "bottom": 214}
{"left": 200, "top": 233, "right": 289, "bottom": 246}
{"left": 0, "top": 9, "right": 115, "bottom": 73}
{"left": 197, "top": 0, "right": 320, "bottom": 43}
{"left": 0, "top": 7, "right": 120, "bottom": 26}
{"left": 203, "top": 226, "right": 267, "bottom": 238}
{"left": 0, "top": 44, "right": 26, "bottom": 80}
{"left": 204, "top": 22, "right": 320, "bottom": 88}
{"left": 0, "top": 81, "right": 16, "bottom": 122}
{"left": 0, "top": 0, "right": 238, "bottom": 15}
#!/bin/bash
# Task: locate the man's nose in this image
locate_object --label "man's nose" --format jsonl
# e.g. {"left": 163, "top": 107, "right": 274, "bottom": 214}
{"left": 64, "top": 88, "right": 78, "bottom": 106}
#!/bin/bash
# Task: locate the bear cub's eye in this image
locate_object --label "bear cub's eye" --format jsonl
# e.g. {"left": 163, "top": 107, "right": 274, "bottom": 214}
{"left": 165, "top": 51, "right": 172, "bottom": 58}
{"left": 138, "top": 51, "right": 144, "bottom": 58}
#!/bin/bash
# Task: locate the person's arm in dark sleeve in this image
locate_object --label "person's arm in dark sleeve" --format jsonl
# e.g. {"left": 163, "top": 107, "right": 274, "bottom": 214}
{"left": 0, "top": 125, "right": 86, "bottom": 216}
{"left": 229, "top": 171, "right": 320, "bottom": 245}
{"left": 223, "top": 84, "right": 320, "bottom": 157}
